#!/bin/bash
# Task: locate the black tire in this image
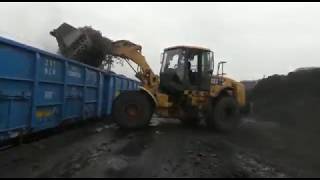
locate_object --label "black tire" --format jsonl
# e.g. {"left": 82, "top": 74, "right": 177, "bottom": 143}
{"left": 206, "top": 96, "right": 240, "bottom": 132}
{"left": 112, "top": 91, "right": 154, "bottom": 129}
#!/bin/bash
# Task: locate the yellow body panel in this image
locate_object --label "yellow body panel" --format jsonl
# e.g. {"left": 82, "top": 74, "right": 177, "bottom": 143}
{"left": 232, "top": 81, "right": 246, "bottom": 107}
{"left": 155, "top": 92, "right": 173, "bottom": 108}
{"left": 152, "top": 76, "right": 246, "bottom": 112}
{"left": 184, "top": 90, "right": 209, "bottom": 108}
{"left": 210, "top": 77, "right": 246, "bottom": 107}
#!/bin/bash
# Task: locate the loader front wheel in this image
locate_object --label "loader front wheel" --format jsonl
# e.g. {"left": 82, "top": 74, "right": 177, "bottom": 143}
{"left": 206, "top": 96, "right": 240, "bottom": 132}
{"left": 112, "top": 91, "right": 154, "bottom": 129}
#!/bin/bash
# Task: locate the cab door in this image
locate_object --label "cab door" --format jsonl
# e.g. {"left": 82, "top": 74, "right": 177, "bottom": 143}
{"left": 198, "top": 51, "right": 214, "bottom": 91}
{"left": 185, "top": 51, "right": 213, "bottom": 91}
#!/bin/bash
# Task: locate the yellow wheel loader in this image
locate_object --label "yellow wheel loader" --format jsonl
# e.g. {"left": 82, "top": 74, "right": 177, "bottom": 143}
{"left": 110, "top": 41, "right": 246, "bottom": 132}
{"left": 51, "top": 23, "right": 247, "bottom": 132}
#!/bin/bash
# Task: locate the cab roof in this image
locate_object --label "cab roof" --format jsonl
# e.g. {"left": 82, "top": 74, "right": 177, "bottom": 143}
{"left": 164, "top": 45, "right": 211, "bottom": 52}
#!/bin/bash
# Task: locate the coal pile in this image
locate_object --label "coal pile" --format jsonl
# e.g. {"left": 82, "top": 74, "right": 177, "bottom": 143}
{"left": 50, "top": 23, "right": 113, "bottom": 68}
{"left": 249, "top": 67, "right": 320, "bottom": 128}
{"left": 246, "top": 68, "right": 320, "bottom": 176}
{"left": 241, "top": 80, "right": 257, "bottom": 91}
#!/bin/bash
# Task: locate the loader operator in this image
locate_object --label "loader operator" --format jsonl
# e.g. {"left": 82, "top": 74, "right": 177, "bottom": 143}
{"left": 187, "top": 60, "right": 194, "bottom": 84}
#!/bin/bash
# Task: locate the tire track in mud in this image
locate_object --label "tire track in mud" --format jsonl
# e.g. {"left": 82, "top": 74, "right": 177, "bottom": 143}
{"left": 36, "top": 128, "right": 152, "bottom": 178}
{"left": 40, "top": 120, "right": 286, "bottom": 178}
{"left": 0, "top": 117, "right": 296, "bottom": 178}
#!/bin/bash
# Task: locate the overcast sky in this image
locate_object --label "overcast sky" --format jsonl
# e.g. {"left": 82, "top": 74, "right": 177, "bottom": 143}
{"left": 0, "top": 2, "right": 320, "bottom": 81}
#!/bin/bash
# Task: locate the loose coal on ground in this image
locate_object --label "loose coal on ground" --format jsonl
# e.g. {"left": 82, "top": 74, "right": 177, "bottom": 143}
{"left": 0, "top": 118, "right": 292, "bottom": 178}
{"left": 245, "top": 67, "right": 320, "bottom": 177}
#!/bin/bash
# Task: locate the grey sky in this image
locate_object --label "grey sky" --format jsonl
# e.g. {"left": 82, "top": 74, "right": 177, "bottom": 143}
{"left": 0, "top": 2, "right": 320, "bottom": 81}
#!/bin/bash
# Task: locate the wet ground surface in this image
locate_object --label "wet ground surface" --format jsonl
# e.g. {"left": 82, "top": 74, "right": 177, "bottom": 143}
{"left": 0, "top": 116, "right": 318, "bottom": 178}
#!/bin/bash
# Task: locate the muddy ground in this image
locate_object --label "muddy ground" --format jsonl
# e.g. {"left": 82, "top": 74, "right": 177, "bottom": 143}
{"left": 0, "top": 115, "right": 318, "bottom": 178}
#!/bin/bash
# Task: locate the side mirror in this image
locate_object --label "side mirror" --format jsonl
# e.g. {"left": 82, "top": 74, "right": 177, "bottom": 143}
{"left": 217, "top": 61, "right": 227, "bottom": 76}
{"left": 208, "top": 69, "right": 213, "bottom": 75}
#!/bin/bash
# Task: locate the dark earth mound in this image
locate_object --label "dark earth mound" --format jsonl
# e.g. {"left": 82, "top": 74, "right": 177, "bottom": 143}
{"left": 246, "top": 67, "right": 320, "bottom": 177}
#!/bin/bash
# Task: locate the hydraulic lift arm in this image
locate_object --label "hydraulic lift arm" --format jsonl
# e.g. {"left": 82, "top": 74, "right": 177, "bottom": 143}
{"left": 110, "top": 40, "right": 160, "bottom": 94}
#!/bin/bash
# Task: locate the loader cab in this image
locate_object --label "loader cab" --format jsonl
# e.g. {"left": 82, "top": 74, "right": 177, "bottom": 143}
{"left": 160, "top": 46, "right": 214, "bottom": 94}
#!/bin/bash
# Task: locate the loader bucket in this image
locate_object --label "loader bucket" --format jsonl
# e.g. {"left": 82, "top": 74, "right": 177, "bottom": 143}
{"left": 50, "top": 22, "right": 113, "bottom": 68}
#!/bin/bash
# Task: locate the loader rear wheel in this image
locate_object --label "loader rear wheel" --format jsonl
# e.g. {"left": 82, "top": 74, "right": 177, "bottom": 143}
{"left": 112, "top": 91, "right": 154, "bottom": 129}
{"left": 206, "top": 96, "right": 240, "bottom": 132}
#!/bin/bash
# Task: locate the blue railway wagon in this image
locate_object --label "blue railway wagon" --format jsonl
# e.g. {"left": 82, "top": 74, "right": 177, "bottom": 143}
{"left": 0, "top": 36, "right": 139, "bottom": 141}
{"left": 101, "top": 74, "right": 140, "bottom": 117}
